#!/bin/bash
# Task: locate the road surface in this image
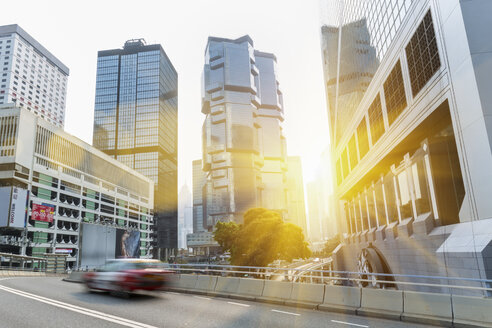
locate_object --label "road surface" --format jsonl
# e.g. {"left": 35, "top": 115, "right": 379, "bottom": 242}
{"left": 0, "top": 277, "right": 433, "bottom": 328}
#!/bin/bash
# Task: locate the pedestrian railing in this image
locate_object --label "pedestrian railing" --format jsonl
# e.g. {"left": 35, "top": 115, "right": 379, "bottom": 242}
{"left": 0, "top": 252, "right": 47, "bottom": 272}
{"left": 165, "top": 263, "right": 492, "bottom": 295}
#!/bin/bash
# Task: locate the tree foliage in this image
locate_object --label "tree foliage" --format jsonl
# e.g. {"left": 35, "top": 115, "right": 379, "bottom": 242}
{"left": 321, "top": 234, "right": 341, "bottom": 256}
{"left": 213, "top": 208, "right": 311, "bottom": 266}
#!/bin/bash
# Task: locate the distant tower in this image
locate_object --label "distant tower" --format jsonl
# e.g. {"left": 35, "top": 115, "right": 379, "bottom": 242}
{"left": 178, "top": 183, "right": 192, "bottom": 249}
{"left": 192, "top": 159, "right": 207, "bottom": 232}
{"left": 92, "top": 39, "right": 178, "bottom": 257}
{"left": 285, "top": 156, "right": 308, "bottom": 235}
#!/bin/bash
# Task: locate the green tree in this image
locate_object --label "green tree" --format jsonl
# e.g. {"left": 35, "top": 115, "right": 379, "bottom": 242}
{"left": 321, "top": 234, "right": 341, "bottom": 257}
{"left": 213, "top": 221, "right": 240, "bottom": 251}
{"left": 213, "top": 208, "right": 311, "bottom": 267}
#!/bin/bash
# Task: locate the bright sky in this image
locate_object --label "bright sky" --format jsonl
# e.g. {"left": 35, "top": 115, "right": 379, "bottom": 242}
{"left": 5, "top": 0, "right": 330, "bottom": 192}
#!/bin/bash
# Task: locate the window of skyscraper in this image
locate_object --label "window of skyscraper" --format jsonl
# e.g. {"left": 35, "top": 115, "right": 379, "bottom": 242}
{"left": 406, "top": 10, "right": 440, "bottom": 97}
{"left": 357, "top": 117, "right": 369, "bottom": 159}
{"left": 348, "top": 134, "right": 358, "bottom": 170}
{"left": 368, "top": 94, "right": 384, "bottom": 144}
{"left": 384, "top": 60, "right": 407, "bottom": 125}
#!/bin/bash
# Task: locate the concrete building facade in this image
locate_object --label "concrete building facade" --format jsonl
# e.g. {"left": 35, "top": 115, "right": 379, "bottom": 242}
{"left": 321, "top": 0, "right": 492, "bottom": 295}
{"left": 0, "top": 105, "right": 154, "bottom": 269}
{"left": 0, "top": 25, "right": 69, "bottom": 127}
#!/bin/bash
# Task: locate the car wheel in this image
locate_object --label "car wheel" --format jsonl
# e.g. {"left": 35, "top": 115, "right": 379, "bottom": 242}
{"left": 110, "top": 283, "right": 130, "bottom": 298}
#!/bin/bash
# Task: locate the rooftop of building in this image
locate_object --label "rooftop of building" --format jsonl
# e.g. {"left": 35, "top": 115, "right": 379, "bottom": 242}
{"left": 206, "top": 35, "right": 277, "bottom": 61}
{"left": 97, "top": 38, "right": 177, "bottom": 75}
{"left": 0, "top": 103, "right": 153, "bottom": 190}
{"left": 207, "top": 34, "right": 254, "bottom": 46}
{"left": 0, "top": 24, "right": 70, "bottom": 76}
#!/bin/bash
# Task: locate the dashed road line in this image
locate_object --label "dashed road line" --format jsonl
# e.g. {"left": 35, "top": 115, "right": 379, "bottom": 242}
{"left": 227, "top": 301, "right": 250, "bottom": 307}
{"left": 271, "top": 309, "right": 300, "bottom": 316}
{"left": 331, "top": 319, "right": 369, "bottom": 327}
{"left": 193, "top": 295, "right": 211, "bottom": 300}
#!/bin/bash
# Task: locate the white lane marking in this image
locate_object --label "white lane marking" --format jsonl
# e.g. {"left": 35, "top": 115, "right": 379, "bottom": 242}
{"left": 193, "top": 295, "right": 211, "bottom": 300}
{"left": 164, "top": 291, "right": 180, "bottom": 295}
{"left": 0, "top": 284, "right": 156, "bottom": 328}
{"left": 331, "top": 320, "right": 369, "bottom": 328}
{"left": 271, "top": 309, "right": 300, "bottom": 316}
{"left": 227, "top": 301, "right": 250, "bottom": 307}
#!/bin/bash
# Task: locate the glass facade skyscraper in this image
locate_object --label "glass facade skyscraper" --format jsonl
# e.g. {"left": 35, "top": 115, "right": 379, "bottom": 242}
{"left": 201, "top": 35, "right": 288, "bottom": 226}
{"left": 93, "top": 39, "right": 178, "bottom": 255}
{"left": 321, "top": 0, "right": 492, "bottom": 295}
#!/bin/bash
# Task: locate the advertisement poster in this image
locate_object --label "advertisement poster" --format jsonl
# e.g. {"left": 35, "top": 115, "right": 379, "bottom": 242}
{"left": 9, "top": 187, "right": 28, "bottom": 228}
{"left": 32, "top": 203, "right": 55, "bottom": 222}
{"left": 116, "top": 229, "right": 140, "bottom": 258}
{"left": 0, "top": 186, "right": 11, "bottom": 227}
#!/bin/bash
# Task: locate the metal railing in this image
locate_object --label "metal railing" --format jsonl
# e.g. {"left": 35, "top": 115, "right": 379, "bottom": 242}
{"left": 0, "top": 252, "right": 47, "bottom": 272}
{"left": 165, "top": 263, "right": 492, "bottom": 296}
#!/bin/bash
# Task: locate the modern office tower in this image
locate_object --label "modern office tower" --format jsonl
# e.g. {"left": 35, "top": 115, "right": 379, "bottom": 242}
{"left": 92, "top": 39, "right": 178, "bottom": 258}
{"left": 192, "top": 159, "right": 207, "bottom": 233}
{"left": 321, "top": 0, "right": 492, "bottom": 295}
{"left": 177, "top": 183, "right": 192, "bottom": 249}
{"left": 201, "top": 35, "right": 287, "bottom": 225}
{"left": 0, "top": 105, "right": 154, "bottom": 269}
{"left": 188, "top": 160, "right": 218, "bottom": 253}
{"left": 306, "top": 181, "right": 323, "bottom": 242}
{"left": 321, "top": 19, "right": 378, "bottom": 145}
{"left": 285, "top": 156, "right": 308, "bottom": 235}
{"left": 0, "top": 25, "right": 69, "bottom": 127}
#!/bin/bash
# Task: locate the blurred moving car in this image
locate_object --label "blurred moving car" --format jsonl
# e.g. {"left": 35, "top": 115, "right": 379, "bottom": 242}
{"left": 83, "top": 259, "right": 175, "bottom": 295}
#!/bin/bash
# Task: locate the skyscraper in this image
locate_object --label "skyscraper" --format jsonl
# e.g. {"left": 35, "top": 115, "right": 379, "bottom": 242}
{"left": 0, "top": 24, "right": 69, "bottom": 127}
{"left": 285, "top": 156, "right": 307, "bottom": 235}
{"left": 201, "top": 35, "right": 287, "bottom": 225}
{"left": 192, "top": 159, "right": 207, "bottom": 233}
{"left": 92, "top": 39, "right": 178, "bottom": 257}
{"left": 178, "top": 183, "right": 192, "bottom": 249}
{"left": 321, "top": 0, "right": 492, "bottom": 295}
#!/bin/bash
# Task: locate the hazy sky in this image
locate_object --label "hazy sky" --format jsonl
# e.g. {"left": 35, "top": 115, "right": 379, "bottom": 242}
{"left": 4, "top": 0, "right": 330, "bottom": 191}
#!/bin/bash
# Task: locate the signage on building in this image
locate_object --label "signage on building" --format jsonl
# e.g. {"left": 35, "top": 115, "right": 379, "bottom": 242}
{"left": 9, "top": 187, "right": 29, "bottom": 228}
{"left": 32, "top": 203, "right": 55, "bottom": 223}
{"left": 55, "top": 248, "right": 72, "bottom": 254}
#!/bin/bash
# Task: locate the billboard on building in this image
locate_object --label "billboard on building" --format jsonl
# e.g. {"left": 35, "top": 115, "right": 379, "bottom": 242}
{"left": 0, "top": 186, "right": 28, "bottom": 228}
{"left": 9, "top": 187, "right": 28, "bottom": 228}
{"left": 0, "top": 186, "right": 11, "bottom": 227}
{"left": 79, "top": 223, "right": 117, "bottom": 269}
{"left": 31, "top": 203, "right": 55, "bottom": 222}
{"left": 115, "top": 230, "right": 140, "bottom": 258}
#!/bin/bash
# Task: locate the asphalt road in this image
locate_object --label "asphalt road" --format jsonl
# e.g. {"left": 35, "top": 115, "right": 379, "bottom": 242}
{"left": 0, "top": 277, "right": 433, "bottom": 328}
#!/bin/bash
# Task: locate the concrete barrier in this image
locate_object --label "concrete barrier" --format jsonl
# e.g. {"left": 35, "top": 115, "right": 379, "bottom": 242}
{"left": 64, "top": 271, "right": 85, "bottom": 283}
{"left": 257, "top": 280, "right": 293, "bottom": 304}
{"left": 232, "top": 278, "right": 265, "bottom": 300}
{"left": 452, "top": 294, "right": 492, "bottom": 328}
{"left": 286, "top": 282, "right": 324, "bottom": 308}
{"left": 358, "top": 288, "right": 403, "bottom": 320}
{"left": 402, "top": 290, "right": 452, "bottom": 326}
{"left": 194, "top": 275, "right": 218, "bottom": 293}
{"left": 177, "top": 274, "right": 198, "bottom": 290}
{"left": 319, "top": 285, "right": 361, "bottom": 314}
{"left": 214, "top": 277, "right": 240, "bottom": 295}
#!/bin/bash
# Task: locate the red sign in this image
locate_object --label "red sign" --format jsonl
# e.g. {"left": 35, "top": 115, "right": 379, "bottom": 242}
{"left": 32, "top": 203, "right": 55, "bottom": 222}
